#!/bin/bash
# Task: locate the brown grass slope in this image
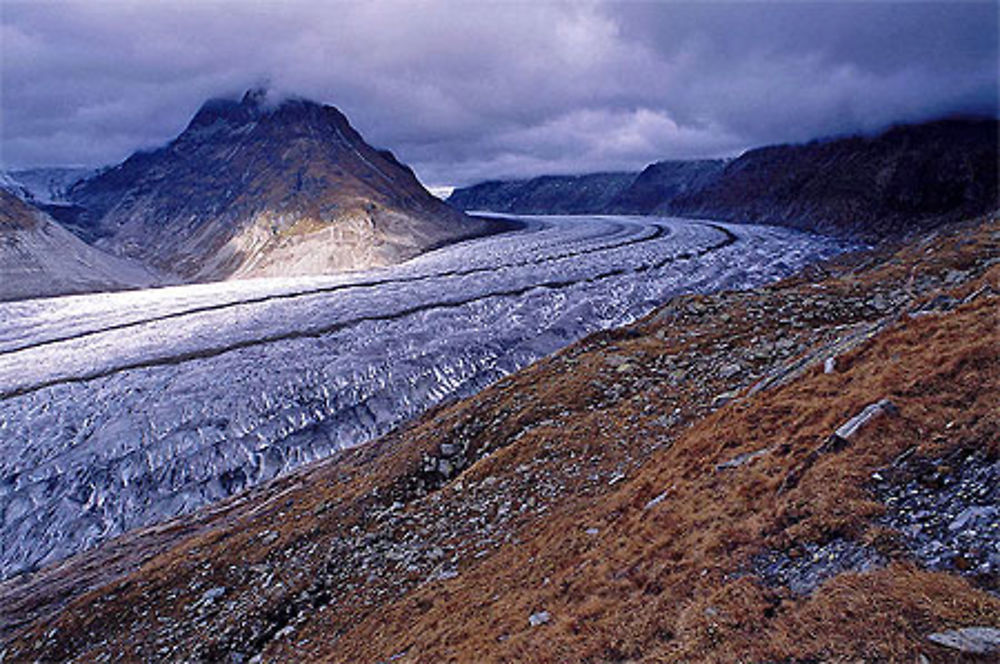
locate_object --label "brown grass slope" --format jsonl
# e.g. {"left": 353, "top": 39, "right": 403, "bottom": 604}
{"left": 2, "top": 215, "right": 998, "bottom": 663}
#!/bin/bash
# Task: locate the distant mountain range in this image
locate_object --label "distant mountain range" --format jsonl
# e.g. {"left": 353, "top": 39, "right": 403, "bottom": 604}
{"left": 605, "top": 159, "right": 727, "bottom": 215}
{"left": 3, "top": 104, "right": 996, "bottom": 302}
{"left": 446, "top": 172, "right": 637, "bottom": 215}
{"left": 449, "top": 118, "right": 999, "bottom": 240}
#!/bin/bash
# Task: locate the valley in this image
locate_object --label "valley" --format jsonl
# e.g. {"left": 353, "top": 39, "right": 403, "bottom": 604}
{"left": 1, "top": 3, "right": 996, "bottom": 661}
{"left": 2, "top": 213, "right": 994, "bottom": 663}
{"left": 0, "top": 214, "right": 848, "bottom": 582}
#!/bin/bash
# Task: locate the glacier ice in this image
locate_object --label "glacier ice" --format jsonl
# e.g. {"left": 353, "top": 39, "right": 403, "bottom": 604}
{"left": 0, "top": 215, "right": 851, "bottom": 579}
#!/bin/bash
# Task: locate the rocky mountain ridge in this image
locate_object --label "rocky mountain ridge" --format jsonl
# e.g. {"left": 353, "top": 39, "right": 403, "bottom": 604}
{"left": 661, "top": 118, "right": 999, "bottom": 241}
{"left": 3, "top": 212, "right": 997, "bottom": 662}
{"left": 64, "top": 89, "right": 489, "bottom": 281}
{"left": 446, "top": 172, "right": 638, "bottom": 215}
{"left": 606, "top": 159, "right": 726, "bottom": 214}
{"left": 449, "top": 118, "right": 999, "bottom": 241}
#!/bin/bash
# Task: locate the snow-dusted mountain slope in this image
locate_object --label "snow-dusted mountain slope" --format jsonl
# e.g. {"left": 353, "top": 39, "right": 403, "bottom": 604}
{"left": 4, "top": 168, "right": 94, "bottom": 204}
{"left": 0, "top": 173, "right": 35, "bottom": 202}
{"left": 0, "top": 190, "right": 163, "bottom": 302}
{"left": 0, "top": 215, "right": 851, "bottom": 579}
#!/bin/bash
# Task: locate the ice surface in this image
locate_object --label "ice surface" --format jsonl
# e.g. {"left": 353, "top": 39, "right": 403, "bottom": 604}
{"left": 0, "top": 215, "right": 851, "bottom": 579}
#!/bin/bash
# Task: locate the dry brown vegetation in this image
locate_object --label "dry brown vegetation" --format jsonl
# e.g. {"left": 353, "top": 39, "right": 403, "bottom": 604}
{"left": 2, "top": 215, "right": 998, "bottom": 663}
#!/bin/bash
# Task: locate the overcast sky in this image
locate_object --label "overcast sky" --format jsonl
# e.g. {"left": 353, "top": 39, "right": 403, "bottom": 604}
{"left": 2, "top": 1, "right": 997, "bottom": 187}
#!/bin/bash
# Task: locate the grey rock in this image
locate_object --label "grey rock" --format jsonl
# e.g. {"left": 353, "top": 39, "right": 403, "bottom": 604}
{"left": 528, "top": 610, "right": 551, "bottom": 627}
{"left": 644, "top": 491, "right": 669, "bottom": 511}
{"left": 712, "top": 389, "right": 740, "bottom": 408}
{"left": 831, "top": 398, "right": 897, "bottom": 444}
{"left": 927, "top": 626, "right": 1000, "bottom": 654}
{"left": 775, "top": 337, "right": 796, "bottom": 352}
{"left": 719, "top": 363, "right": 742, "bottom": 379}
{"left": 870, "top": 293, "right": 890, "bottom": 312}
{"left": 944, "top": 269, "right": 965, "bottom": 285}
{"left": 604, "top": 354, "right": 629, "bottom": 368}
{"left": 752, "top": 538, "right": 885, "bottom": 595}
{"left": 962, "top": 284, "right": 994, "bottom": 304}
{"left": 200, "top": 587, "right": 226, "bottom": 604}
{"left": 949, "top": 505, "right": 997, "bottom": 532}
{"left": 437, "top": 458, "right": 454, "bottom": 477}
{"left": 716, "top": 447, "right": 772, "bottom": 471}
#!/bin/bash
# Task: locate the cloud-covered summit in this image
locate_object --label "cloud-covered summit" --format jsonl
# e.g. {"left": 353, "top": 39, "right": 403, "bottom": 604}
{"left": 2, "top": 1, "right": 996, "bottom": 187}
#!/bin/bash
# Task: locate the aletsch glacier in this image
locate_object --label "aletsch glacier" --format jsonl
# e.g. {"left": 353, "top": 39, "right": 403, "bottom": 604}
{"left": 0, "top": 215, "right": 851, "bottom": 579}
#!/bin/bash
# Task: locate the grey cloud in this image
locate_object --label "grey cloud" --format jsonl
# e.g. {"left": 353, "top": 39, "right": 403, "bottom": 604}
{"left": 1, "top": 1, "right": 996, "bottom": 187}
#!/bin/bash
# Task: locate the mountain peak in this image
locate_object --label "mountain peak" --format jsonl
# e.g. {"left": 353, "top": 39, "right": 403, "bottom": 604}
{"left": 240, "top": 86, "right": 269, "bottom": 108}
{"left": 66, "top": 88, "right": 480, "bottom": 281}
{"left": 188, "top": 95, "right": 255, "bottom": 129}
{"left": 187, "top": 88, "right": 335, "bottom": 133}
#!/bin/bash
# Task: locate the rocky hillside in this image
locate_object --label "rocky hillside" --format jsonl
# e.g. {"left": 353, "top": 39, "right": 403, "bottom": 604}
{"left": 66, "top": 89, "right": 490, "bottom": 281}
{"left": 0, "top": 189, "right": 162, "bottom": 301}
{"left": 606, "top": 159, "right": 726, "bottom": 214}
{"left": 447, "top": 172, "right": 637, "bottom": 214}
{"left": 3, "top": 212, "right": 997, "bottom": 662}
{"left": 663, "top": 118, "right": 999, "bottom": 241}
{"left": 449, "top": 119, "right": 999, "bottom": 242}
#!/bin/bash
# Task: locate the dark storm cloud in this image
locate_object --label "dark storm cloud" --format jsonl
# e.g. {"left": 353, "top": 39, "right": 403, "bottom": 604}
{"left": 1, "top": 1, "right": 996, "bottom": 186}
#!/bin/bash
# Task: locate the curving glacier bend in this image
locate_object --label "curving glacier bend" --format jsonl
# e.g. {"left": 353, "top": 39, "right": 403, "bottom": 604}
{"left": 0, "top": 215, "right": 852, "bottom": 579}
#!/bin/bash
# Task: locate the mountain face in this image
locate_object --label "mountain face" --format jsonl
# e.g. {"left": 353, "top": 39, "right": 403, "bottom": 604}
{"left": 662, "top": 118, "right": 1000, "bottom": 240}
{"left": 67, "top": 89, "right": 485, "bottom": 281}
{"left": 0, "top": 189, "right": 161, "bottom": 301}
{"left": 449, "top": 119, "right": 999, "bottom": 241}
{"left": 0, "top": 173, "right": 33, "bottom": 202}
{"left": 605, "top": 159, "right": 726, "bottom": 214}
{"left": 447, "top": 172, "right": 637, "bottom": 214}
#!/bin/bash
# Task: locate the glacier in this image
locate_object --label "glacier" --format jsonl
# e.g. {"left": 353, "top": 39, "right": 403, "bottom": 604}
{"left": 0, "top": 214, "right": 851, "bottom": 579}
